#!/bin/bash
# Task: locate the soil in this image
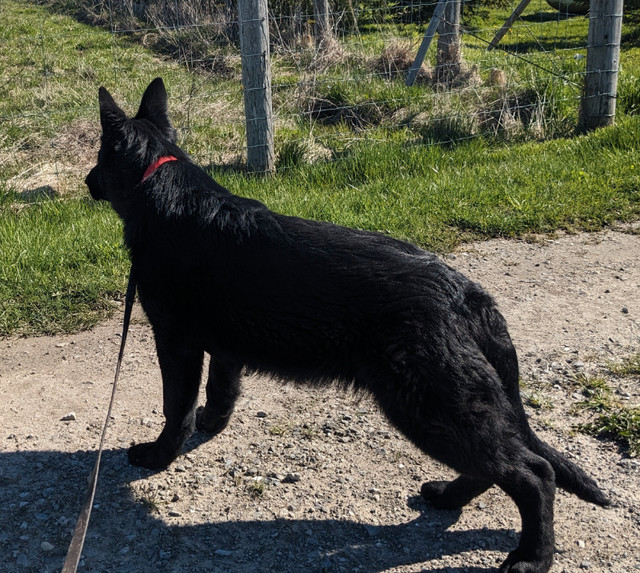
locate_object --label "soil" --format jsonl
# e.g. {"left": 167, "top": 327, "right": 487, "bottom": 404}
{"left": 1, "top": 228, "right": 639, "bottom": 573}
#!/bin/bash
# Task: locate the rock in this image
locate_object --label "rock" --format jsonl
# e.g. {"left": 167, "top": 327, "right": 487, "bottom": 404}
{"left": 364, "top": 524, "right": 380, "bottom": 537}
{"left": 282, "top": 473, "right": 301, "bottom": 484}
{"left": 40, "top": 541, "right": 54, "bottom": 552}
{"left": 215, "top": 549, "right": 232, "bottom": 557}
{"left": 61, "top": 412, "right": 77, "bottom": 421}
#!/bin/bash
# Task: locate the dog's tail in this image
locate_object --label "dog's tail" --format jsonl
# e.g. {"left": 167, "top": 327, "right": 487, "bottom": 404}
{"left": 527, "top": 432, "right": 611, "bottom": 506}
{"left": 467, "top": 284, "right": 611, "bottom": 507}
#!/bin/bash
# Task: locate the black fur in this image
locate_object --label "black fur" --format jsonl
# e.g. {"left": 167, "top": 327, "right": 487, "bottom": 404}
{"left": 86, "top": 78, "right": 610, "bottom": 573}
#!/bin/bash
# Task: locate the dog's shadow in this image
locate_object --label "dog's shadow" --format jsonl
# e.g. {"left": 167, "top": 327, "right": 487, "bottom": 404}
{"left": 0, "top": 447, "right": 515, "bottom": 572}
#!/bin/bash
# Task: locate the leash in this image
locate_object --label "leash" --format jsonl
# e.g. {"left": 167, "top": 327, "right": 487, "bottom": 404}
{"left": 61, "top": 266, "right": 137, "bottom": 573}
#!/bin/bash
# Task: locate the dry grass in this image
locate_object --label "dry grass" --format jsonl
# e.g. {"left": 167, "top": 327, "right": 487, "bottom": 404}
{"left": 5, "top": 120, "right": 99, "bottom": 196}
{"left": 308, "top": 36, "right": 348, "bottom": 73}
{"left": 370, "top": 40, "right": 432, "bottom": 84}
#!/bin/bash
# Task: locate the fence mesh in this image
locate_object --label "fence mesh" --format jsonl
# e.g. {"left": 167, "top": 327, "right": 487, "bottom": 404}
{"left": 1, "top": 0, "right": 598, "bottom": 191}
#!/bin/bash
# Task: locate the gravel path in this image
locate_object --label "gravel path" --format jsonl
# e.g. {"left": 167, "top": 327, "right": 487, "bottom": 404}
{"left": 1, "top": 228, "right": 639, "bottom": 573}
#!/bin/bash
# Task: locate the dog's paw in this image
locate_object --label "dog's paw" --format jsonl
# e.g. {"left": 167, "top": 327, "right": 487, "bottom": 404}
{"left": 499, "top": 549, "right": 553, "bottom": 573}
{"left": 128, "top": 441, "right": 176, "bottom": 469}
{"left": 195, "top": 406, "right": 232, "bottom": 436}
{"left": 420, "top": 481, "right": 461, "bottom": 510}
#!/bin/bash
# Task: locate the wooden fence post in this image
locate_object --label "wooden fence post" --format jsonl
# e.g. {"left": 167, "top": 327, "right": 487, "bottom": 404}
{"left": 238, "top": 0, "right": 275, "bottom": 173}
{"left": 312, "top": 0, "right": 333, "bottom": 51}
{"left": 578, "top": 0, "right": 623, "bottom": 132}
{"left": 436, "top": 0, "right": 461, "bottom": 86}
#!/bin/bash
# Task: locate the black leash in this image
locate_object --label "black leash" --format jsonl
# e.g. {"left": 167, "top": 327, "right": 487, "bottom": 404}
{"left": 61, "top": 267, "right": 137, "bottom": 573}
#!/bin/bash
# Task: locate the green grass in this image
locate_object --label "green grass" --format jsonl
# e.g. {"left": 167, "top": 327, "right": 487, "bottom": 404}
{"left": 1, "top": 0, "right": 640, "bottom": 337}
{"left": 2, "top": 114, "right": 639, "bottom": 337}
{"left": 608, "top": 354, "right": 640, "bottom": 377}
{"left": 225, "top": 116, "right": 640, "bottom": 247}
{"left": 574, "top": 372, "right": 640, "bottom": 458}
{"left": 0, "top": 190, "right": 128, "bottom": 336}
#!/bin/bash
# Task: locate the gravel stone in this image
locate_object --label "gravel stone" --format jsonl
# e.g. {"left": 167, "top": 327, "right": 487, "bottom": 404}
{"left": 1, "top": 229, "right": 639, "bottom": 572}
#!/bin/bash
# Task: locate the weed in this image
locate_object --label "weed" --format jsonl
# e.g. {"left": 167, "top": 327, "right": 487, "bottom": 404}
{"left": 246, "top": 478, "right": 267, "bottom": 498}
{"left": 268, "top": 423, "right": 290, "bottom": 436}
{"left": 133, "top": 484, "right": 161, "bottom": 513}
{"left": 300, "top": 424, "right": 317, "bottom": 440}
{"left": 573, "top": 370, "right": 640, "bottom": 457}
{"left": 524, "top": 391, "right": 554, "bottom": 411}
{"left": 608, "top": 354, "right": 640, "bottom": 377}
{"left": 574, "top": 374, "right": 612, "bottom": 413}
{"left": 579, "top": 408, "right": 640, "bottom": 458}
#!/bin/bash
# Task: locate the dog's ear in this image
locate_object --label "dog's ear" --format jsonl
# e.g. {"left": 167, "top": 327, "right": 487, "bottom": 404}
{"left": 135, "top": 77, "right": 176, "bottom": 141}
{"left": 99, "top": 87, "right": 127, "bottom": 133}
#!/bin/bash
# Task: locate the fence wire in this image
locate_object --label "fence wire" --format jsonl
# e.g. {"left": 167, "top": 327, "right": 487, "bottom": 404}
{"left": 0, "top": 0, "right": 606, "bottom": 189}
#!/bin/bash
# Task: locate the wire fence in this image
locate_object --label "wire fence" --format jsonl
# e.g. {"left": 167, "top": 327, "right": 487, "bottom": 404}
{"left": 0, "top": 0, "right": 623, "bottom": 191}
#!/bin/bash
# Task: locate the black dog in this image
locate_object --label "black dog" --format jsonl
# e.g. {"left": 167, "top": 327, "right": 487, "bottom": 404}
{"left": 86, "top": 78, "right": 609, "bottom": 573}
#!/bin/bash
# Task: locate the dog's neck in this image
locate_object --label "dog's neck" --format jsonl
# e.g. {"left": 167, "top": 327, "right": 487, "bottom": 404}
{"left": 141, "top": 155, "right": 178, "bottom": 183}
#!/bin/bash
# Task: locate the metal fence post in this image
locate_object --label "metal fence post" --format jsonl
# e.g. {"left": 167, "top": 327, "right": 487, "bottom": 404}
{"left": 578, "top": 0, "right": 623, "bottom": 132}
{"left": 238, "top": 0, "right": 275, "bottom": 173}
{"left": 405, "top": 0, "right": 447, "bottom": 87}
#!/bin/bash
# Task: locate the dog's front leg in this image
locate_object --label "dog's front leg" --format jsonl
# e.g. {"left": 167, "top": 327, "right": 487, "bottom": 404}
{"left": 196, "top": 358, "right": 242, "bottom": 436}
{"left": 128, "top": 334, "right": 204, "bottom": 469}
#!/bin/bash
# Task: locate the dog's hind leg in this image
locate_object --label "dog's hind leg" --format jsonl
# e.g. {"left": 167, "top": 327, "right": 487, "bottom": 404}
{"left": 196, "top": 358, "right": 242, "bottom": 436}
{"left": 494, "top": 446, "right": 556, "bottom": 573}
{"left": 422, "top": 436, "right": 555, "bottom": 572}
{"left": 128, "top": 334, "right": 204, "bottom": 469}
{"left": 371, "top": 360, "right": 556, "bottom": 572}
{"left": 474, "top": 305, "right": 610, "bottom": 508}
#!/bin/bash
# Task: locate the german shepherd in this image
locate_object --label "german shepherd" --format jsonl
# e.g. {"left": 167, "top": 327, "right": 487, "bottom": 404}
{"left": 86, "top": 78, "right": 610, "bottom": 572}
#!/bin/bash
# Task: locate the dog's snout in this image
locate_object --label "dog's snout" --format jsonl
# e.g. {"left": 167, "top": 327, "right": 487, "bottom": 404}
{"left": 85, "top": 167, "right": 104, "bottom": 201}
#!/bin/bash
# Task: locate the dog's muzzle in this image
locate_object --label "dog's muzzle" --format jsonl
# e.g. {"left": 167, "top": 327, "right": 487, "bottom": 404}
{"left": 85, "top": 167, "right": 106, "bottom": 201}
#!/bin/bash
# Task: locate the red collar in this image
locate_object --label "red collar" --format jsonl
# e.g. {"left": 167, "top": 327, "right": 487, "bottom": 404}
{"left": 141, "top": 155, "right": 178, "bottom": 183}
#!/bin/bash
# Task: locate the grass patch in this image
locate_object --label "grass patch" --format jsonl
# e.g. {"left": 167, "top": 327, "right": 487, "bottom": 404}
{"left": 608, "top": 353, "right": 640, "bottom": 377}
{"left": 226, "top": 116, "right": 640, "bottom": 248}
{"left": 246, "top": 478, "right": 267, "bottom": 499}
{"left": 0, "top": 190, "right": 127, "bottom": 337}
{"left": 580, "top": 409, "right": 640, "bottom": 459}
{"left": 1, "top": 0, "right": 639, "bottom": 336}
{"left": 574, "top": 372, "right": 640, "bottom": 458}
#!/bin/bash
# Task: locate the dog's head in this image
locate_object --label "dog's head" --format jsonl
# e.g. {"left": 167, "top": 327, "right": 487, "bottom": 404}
{"left": 85, "top": 77, "right": 178, "bottom": 216}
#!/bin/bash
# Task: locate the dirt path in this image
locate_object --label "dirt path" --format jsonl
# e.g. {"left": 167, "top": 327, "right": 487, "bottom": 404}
{"left": 1, "top": 229, "right": 639, "bottom": 573}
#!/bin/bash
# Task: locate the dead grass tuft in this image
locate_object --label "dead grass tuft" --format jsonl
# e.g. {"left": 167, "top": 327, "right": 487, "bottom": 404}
{"left": 5, "top": 120, "right": 99, "bottom": 196}
{"left": 306, "top": 96, "right": 386, "bottom": 131}
{"left": 308, "top": 36, "right": 347, "bottom": 72}
{"left": 370, "top": 40, "right": 432, "bottom": 84}
{"left": 478, "top": 89, "right": 544, "bottom": 139}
